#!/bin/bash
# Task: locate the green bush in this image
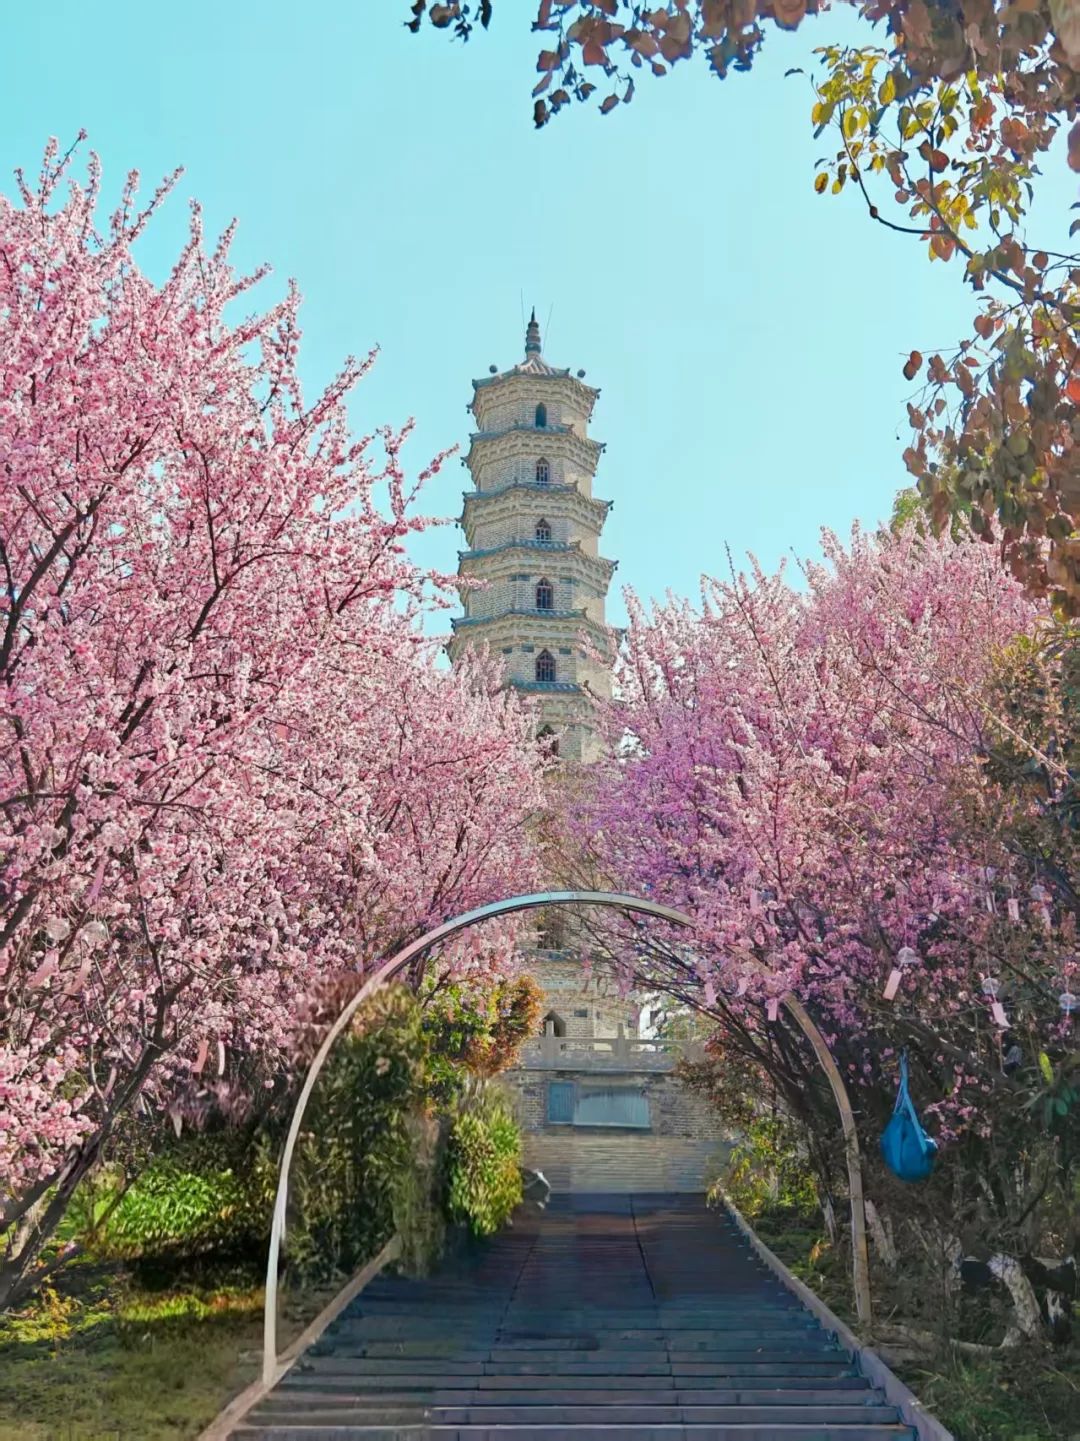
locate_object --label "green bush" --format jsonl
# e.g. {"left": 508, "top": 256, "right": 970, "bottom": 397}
{"left": 718, "top": 1115, "right": 818, "bottom": 1220}
{"left": 284, "top": 986, "right": 432, "bottom": 1281}
{"left": 73, "top": 1130, "right": 271, "bottom": 1262}
{"left": 74, "top": 988, "right": 441, "bottom": 1280}
{"left": 419, "top": 973, "right": 543, "bottom": 1103}
{"left": 444, "top": 1093, "right": 523, "bottom": 1237}
{"left": 67, "top": 985, "right": 527, "bottom": 1288}
{"left": 391, "top": 1113, "right": 447, "bottom": 1275}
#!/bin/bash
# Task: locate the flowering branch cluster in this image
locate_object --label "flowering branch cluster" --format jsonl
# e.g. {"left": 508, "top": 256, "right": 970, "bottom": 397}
{"left": 0, "top": 143, "right": 544, "bottom": 1304}
{"left": 574, "top": 528, "right": 1075, "bottom": 1134}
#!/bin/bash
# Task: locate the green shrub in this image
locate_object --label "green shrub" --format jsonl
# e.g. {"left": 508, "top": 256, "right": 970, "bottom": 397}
{"left": 444, "top": 1094, "right": 523, "bottom": 1237}
{"left": 80, "top": 1133, "right": 270, "bottom": 1262}
{"left": 419, "top": 974, "right": 543, "bottom": 1103}
{"left": 717, "top": 1115, "right": 818, "bottom": 1220}
{"left": 279, "top": 986, "right": 435, "bottom": 1282}
{"left": 74, "top": 988, "right": 441, "bottom": 1280}
{"left": 391, "top": 1114, "right": 447, "bottom": 1274}
{"left": 66, "top": 985, "right": 528, "bottom": 1290}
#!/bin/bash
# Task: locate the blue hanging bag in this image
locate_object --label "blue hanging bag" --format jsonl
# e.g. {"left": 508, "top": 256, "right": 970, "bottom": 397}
{"left": 881, "top": 1050, "right": 937, "bottom": 1182}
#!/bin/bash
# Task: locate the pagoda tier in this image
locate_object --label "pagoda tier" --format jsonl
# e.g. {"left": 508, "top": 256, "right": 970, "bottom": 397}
{"left": 447, "top": 313, "right": 616, "bottom": 765}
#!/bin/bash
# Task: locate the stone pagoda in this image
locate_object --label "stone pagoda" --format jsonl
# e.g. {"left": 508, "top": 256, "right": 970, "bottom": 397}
{"left": 446, "top": 311, "right": 616, "bottom": 763}
{"left": 448, "top": 316, "right": 730, "bottom": 1193}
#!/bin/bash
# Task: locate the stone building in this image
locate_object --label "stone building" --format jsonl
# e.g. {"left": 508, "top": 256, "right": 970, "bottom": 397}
{"left": 449, "top": 316, "right": 731, "bottom": 1192}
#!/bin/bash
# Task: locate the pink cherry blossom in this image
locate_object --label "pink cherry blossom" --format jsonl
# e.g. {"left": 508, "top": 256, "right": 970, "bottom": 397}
{"left": 577, "top": 525, "right": 1065, "bottom": 1137}
{"left": 0, "top": 142, "right": 544, "bottom": 1305}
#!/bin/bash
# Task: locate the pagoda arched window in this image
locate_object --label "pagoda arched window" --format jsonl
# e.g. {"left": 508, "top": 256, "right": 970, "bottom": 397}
{"left": 535, "top": 578, "right": 554, "bottom": 611}
{"left": 535, "top": 518, "right": 552, "bottom": 544}
{"left": 535, "top": 402, "right": 547, "bottom": 428}
{"left": 536, "top": 649, "right": 556, "bottom": 683}
{"left": 535, "top": 457, "right": 550, "bottom": 486}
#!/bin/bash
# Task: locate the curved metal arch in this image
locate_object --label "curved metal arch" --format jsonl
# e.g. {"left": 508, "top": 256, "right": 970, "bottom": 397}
{"left": 262, "top": 889, "right": 870, "bottom": 1382}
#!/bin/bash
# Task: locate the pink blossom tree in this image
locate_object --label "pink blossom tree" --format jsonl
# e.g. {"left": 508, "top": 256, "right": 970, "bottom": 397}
{"left": 579, "top": 527, "right": 1042, "bottom": 1080}
{"left": 0, "top": 141, "right": 544, "bottom": 1306}
{"left": 571, "top": 527, "right": 1079, "bottom": 1334}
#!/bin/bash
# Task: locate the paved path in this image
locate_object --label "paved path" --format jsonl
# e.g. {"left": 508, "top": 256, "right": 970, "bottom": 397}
{"left": 236, "top": 1193, "right": 916, "bottom": 1439}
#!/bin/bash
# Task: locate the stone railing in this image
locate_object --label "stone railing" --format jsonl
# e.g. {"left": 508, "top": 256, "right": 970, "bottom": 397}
{"left": 518, "top": 1026, "right": 705, "bottom": 1072}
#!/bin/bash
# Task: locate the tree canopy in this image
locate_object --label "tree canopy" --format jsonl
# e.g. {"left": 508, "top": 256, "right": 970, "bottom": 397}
{"left": 0, "top": 140, "right": 546, "bottom": 1306}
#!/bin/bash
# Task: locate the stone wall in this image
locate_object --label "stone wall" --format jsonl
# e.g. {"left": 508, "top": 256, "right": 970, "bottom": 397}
{"left": 463, "top": 573, "right": 579, "bottom": 621}
{"left": 506, "top": 1064, "right": 723, "bottom": 1143}
{"left": 471, "top": 376, "right": 594, "bottom": 441}
{"left": 466, "top": 516, "right": 573, "bottom": 550}
{"left": 527, "top": 953, "right": 639, "bottom": 1038}
{"left": 499, "top": 1055, "right": 733, "bottom": 1195}
{"left": 516, "top": 1132, "right": 732, "bottom": 1195}
{"left": 474, "top": 451, "right": 571, "bottom": 492}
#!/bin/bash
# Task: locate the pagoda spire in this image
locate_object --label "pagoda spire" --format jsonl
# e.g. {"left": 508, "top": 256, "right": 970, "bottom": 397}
{"left": 525, "top": 307, "right": 542, "bottom": 356}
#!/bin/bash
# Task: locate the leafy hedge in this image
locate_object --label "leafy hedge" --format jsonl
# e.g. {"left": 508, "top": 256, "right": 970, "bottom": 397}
{"left": 71, "top": 1130, "right": 272, "bottom": 1262}
{"left": 719, "top": 1115, "right": 819, "bottom": 1219}
{"left": 72, "top": 984, "right": 527, "bottom": 1277}
{"left": 445, "top": 1094, "right": 523, "bottom": 1237}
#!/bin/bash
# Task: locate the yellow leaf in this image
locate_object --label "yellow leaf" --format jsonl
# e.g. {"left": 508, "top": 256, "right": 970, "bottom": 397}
{"left": 842, "top": 107, "right": 864, "bottom": 139}
{"left": 814, "top": 172, "right": 829, "bottom": 193}
{"left": 879, "top": 72, "right": 896, "bottom": 105}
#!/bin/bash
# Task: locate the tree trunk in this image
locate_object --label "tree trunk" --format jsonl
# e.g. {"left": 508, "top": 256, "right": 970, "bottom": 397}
{"left": 865, "top": 1199, "right": 897, "bottom": 1270}
{"left": 0, "top": 1040, "right": 161, "bottom": 1311}
{"left": 988, "top": 1253, "right": 1043, "bottom": 1341}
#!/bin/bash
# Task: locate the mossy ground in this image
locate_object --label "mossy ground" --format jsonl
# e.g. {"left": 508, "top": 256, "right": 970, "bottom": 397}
{"left": 752, "top": 1206, "right": 1080, "bottom": 1441}
{"left": 0, "top": 1258, "right": 338, "bottom": 1440}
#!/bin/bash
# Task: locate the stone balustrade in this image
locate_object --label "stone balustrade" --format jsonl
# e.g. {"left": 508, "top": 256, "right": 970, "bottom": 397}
{"left": 518, "top": 1026, "right": 705, "bottom": 1071}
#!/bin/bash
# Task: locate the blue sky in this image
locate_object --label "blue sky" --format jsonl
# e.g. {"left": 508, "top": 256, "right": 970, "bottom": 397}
{"left": 2, "top": 2, "right": 1076, "bottom": 631}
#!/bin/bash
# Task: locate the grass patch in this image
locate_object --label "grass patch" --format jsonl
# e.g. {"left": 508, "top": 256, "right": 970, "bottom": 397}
{"left": 905, "top": 1353, "right": 1080, "bottom": 1441}
{"left": 746, "top": 1205, "right": 1080, "bottom": 1441}
{"left": 750, "top": 1212, "right": 855, "bottom": 1321}
{"left": 0, "top": 1259, "right": 339, "bottom": 1440}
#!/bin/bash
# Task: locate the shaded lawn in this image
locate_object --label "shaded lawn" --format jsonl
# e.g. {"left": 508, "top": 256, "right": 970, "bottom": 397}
{"left": 752, "top": 1207, "right": 1080, "bottom": 1441}
{"left": 0, "top": 1260, "right": 340, "bottom": 1441}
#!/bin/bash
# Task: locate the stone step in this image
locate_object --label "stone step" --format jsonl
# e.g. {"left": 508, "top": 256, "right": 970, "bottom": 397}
{"left": 236, "top": 1195, "right": 927, "bottom": 1441}
{"left": 487, "top": 1336, "right": 824, "bottom": 1354}
{"left": 274, "top": 1387, "right": 875, "bottom": 1408}
{"left": 238, "top": 1425, "right": 915, "bottom": 1440}
{"left": 312, "top": 1341, "right": 841, "bottom": 1361}
{"left": 277, "top": 1377, "right": 864, "bottom": 1402}
{"left": 251, "top": 1404, "right": 905, "bottom": 1426}
{"left": 293, "top": 1354, "right": 845, "bottom": 1379}
{"left": 312, "top": 1336, "right": 826, "bottom": 1361}
{"left": 352, "top": 1303, "right": 806, "bottom": 1319}
{"left": 278, "top": 1371, "right": 842, "bottom": 1394}
{"left": 293, "top": 1366, "right": 862, "bottom": 1388}
{"left": 327, "top": 1321, "right": 810, "bottom": 1341}
{"left": 294, "top": 1353, "right": 844, "bottom": 1380}
{"left": 293, "top": 1364, "right": 864, "bottom": 1389}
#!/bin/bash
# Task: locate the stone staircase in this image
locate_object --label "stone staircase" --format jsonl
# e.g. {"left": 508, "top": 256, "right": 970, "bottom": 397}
{"left": 235, "top": 1194, "right": 918, "bottom": 1440}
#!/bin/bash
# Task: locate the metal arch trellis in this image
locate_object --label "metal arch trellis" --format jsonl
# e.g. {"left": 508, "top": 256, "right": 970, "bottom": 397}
{"left": 261, "top": 889, "right": 872, "bottom": 1383}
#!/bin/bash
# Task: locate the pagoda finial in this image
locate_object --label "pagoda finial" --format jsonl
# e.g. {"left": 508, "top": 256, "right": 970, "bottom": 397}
{"left": 525, "top": 307, "right": 542, "bottom": 356}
